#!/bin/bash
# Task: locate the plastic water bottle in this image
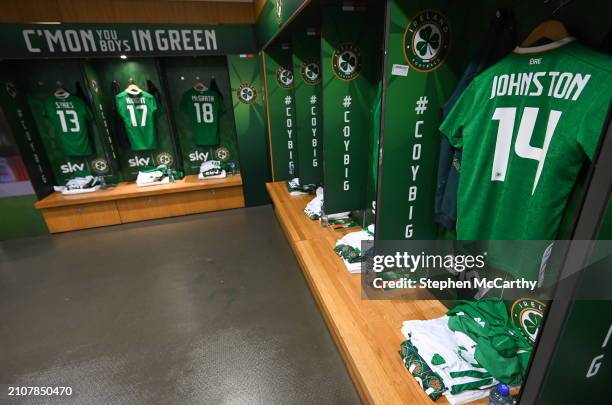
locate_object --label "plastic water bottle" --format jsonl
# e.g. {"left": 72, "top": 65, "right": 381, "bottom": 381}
{"left": 488, "top": 384, "right": 515, "bottom": 405}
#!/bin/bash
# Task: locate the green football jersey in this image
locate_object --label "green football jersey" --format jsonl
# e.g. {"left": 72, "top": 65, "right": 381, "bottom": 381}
{"left": 115, "top": 90, "right": 158, "bottom": 150}
{"left": 440, "top": 39, "right": 612, "bottom": 243}
{"left": 43, "top": 94, "right": 93, "bottom": 157}
{"left": 180, "top": 88, "right": 225, "bottom": 146}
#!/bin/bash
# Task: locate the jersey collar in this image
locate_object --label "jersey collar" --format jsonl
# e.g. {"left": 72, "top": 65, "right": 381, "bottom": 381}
{"left": 513, "top": 36, "right": 575, "bottom": 54}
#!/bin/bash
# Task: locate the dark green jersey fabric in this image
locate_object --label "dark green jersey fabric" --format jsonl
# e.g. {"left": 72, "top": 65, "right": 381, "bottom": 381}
{"left": 180, "top": 88, "right": 225, "bottom": 146}
{"left": 43, "top": 94, "right": 93, "bottom": 157}
{"left": 115, "top": 90, "right": 158, "bottom": 151}
{"left": 440, "top": 40, "right": 612, "bottom": 242}
{"left": 447, "top": 300, "right": 532, "bottom": 385}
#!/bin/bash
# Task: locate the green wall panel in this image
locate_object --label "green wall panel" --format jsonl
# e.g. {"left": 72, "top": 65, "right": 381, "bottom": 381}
{"left": 0, "top": 65, "right": 55, "bottom": 198}
{"left": 264, "top": 45, "right": 297, "bottom": 181}
{"left": 376, "top": 0, "right": 472, "bottom": 240}
{"left": 256, "top": 0, "right": 310, "bottom": 48}
{"left": 228, "top": 53, "right": 271, "bottom": 206}
{"left": 321, "top": 4, "right": 380, "bottom": 214}
{"left": 292, "top": 29, "right": 323, "bottom": 186}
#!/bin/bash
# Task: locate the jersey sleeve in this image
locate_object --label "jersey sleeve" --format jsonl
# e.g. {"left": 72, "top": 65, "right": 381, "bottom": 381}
{"left": 578, "top": 96, "right": 611, "bottom": 160}
{"left": 42, "top": 97, "right": 52, "bottom": 119}
{"left": 217, "top": 92, "right": 226, "bottom": 115}
{"left": 78, "top": 98, "right": 93, "bottom": 121}
{"left": 150, "top": 95, "right": 158, "bottom": 114}
{"left": 439, "top": 80, "right": 477, "bottom": 149}
{"left": 179, "top": 91, "right": 190, "bottom": 114}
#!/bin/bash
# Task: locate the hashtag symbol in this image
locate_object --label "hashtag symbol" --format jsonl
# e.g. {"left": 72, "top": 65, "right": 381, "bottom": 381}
{"left": 342, "top": 95, "right": 352, "bottom": 108}
{"left": 310, "top": 95, "right": 317, "bottom": 104}
{"left": 284, "top": 95, "right": 292, "bottom": 105}
{"left": 415, "top": 96, "right": 428, "bottom": 114}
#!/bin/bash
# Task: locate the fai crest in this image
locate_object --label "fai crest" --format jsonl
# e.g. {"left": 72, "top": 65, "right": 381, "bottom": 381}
{"left": 403, "top": 10, "right": 450, "bottom": 72}
{"left": 276, "top": 66, "right": 294, "bottom": 88}
{"left": 301, "top": 61, "right": 321, "bottom": 85}
{"left": 90, "top": 158, "right": 109, "bottom": 174}
{"left": 331, "top": 43, "right": 361, "bottom": 81}
{"left": 237, "top": 83, "right": 257, "bottom": 104}
{"left": 511, "top": 298, "right": 546, "bottom": 344}
{"left": 215, "top": 146, "right": 230, "bottom": 162}
{"left": 156, "top": 152, "right": 174, "bottom": 166}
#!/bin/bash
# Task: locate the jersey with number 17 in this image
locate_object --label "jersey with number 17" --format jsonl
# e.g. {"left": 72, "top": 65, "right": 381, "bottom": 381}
{"left": 115, "top": 90, "right": 158, "bottom": 151}
{"left": 441, "top": 39, "right": 612, "bottom": 243}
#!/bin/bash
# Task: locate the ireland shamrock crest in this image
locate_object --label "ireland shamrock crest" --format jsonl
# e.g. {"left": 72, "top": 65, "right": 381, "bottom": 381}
{"left": 276, "top": 66, "right": 293, "bottom": 88}
{"left": 237, "top": 83, "right": 257, "bottom": 104}
{"left": 511, "top": 298, "right": 546, "bottom": 344}
{"left": 332, "top": 43, "right": 362, "bottom": 81}
{"left": 403, "top": 10, "right": 450, "bottom": 72}
{"left": 215, "top": 147, "right": 230, "bottom": 162}
{"left": 301, "top": 61, "right": 321, "bottom": 84}
{"left": 156, "top": 152, "right": 174, "bottom": 166}
{"left": 91, "top": 158, "right": 109, "bottom": 174}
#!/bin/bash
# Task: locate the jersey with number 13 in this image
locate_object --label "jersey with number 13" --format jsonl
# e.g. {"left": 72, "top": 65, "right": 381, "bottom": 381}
{"left": 115, "top": 90, "right": 158, "bottom": 151}
{"left": 43, "top": 94, "right": 93, "bottom": 157}
{"left": 441, "top": 39, "right": 612, "bottom": 241}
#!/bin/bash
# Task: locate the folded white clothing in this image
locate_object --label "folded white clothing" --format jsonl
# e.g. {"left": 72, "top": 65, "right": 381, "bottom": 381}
{"left": 53, "top": 185, "right": 100, "bottom": 195}
{"left": 324, "top": 211, "right": 351, "bottom": 220}
{"left": 136, "top": 170, "right": 165, "bottom": 184}
{"left": 304, "top": 187, "right": 324, "bottom": 219}
{"left": 136, "top": 177, "right": 170, "bottom": 187}
{"left": 66, "top": 175, "right": 96, "bottom": 189}
{"left": 198, "top": 170, "right": 227, "bottom": 180}
{"left": 342, "top": 258, "right": 362, "bottom": 273}
{"left": 287, "top": 177, "right": 301, "bottom": 188}
{"left": 334, "top": 229, "right": 374, "bottom": 265}
{"left": 287, "top": 177, "right": 316, "bottom": 195}
{"left": 315, "top": 186, "right": 323, "bottom": 198}
{"left": 335, "top": 230, "right": 374, "bottom": 251}
{"left": 199, "top": 160, "right": 222, "bottom": 173}
{"left": 54, "top": 176, "right": 100, "bottom": 194}
{"left": 401, "top": 316, "right": 496, "bottom": 405}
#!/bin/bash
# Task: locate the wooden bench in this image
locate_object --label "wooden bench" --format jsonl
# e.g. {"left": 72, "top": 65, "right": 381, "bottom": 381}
{"left": 266, "top": 182, "right": 474, "bottom": 405}
{"left": 34, "top": 174, "right": 244, "bottom": 233}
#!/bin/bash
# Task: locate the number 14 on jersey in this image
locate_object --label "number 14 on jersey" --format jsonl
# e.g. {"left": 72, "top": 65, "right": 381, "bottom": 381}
{"left": 491, "top": 106, "right": 561, "bottom": 194}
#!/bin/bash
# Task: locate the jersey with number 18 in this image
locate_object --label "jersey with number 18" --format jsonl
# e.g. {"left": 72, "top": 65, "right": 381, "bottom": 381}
{"left": 180, "top": 88, "right": 225, "bottom": 146}
{"left": 115, "top": 90, "right": 158, "bottom": 151}
{"left": 441, "top": 38, "right": 612, "bottom": 243}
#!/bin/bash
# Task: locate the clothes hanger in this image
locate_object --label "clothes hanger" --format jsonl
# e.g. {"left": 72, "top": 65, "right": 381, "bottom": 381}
{"left": 193, "top": 76, "right": 207, "bottom": 91}
{"left": 54, "top": 82, "right": 70, "bottom": 98}
{"left": 521, "top": 20, "right": 569, "bottom": 47}
{"left": 126, "top": 78, "right": 142, "bottom": 95}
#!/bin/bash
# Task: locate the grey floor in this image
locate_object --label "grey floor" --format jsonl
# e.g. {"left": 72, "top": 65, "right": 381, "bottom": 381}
{"left": 0, "top": 206, "right": 360, "bottom": 405}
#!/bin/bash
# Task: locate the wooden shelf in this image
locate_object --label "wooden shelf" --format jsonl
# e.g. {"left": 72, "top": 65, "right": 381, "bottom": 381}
{"left": 266, "top": 181, "right": 484, "bottom": 405}
{"left": 35, "top": 174, "right": 243, "bottom": 208}
{"left": 35, "top": 175, "right": 244, "bottom": 233}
